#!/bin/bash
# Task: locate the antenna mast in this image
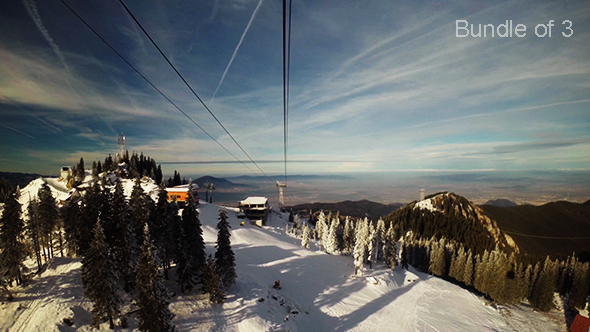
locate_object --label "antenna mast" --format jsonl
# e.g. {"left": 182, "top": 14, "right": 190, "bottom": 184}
{"left": 117, "top": 133, "right": 125, "bottom": 162}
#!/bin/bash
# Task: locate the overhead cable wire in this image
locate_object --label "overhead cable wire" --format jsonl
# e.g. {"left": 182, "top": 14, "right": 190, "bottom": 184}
{"left": 117, "top": 0, "right": 271, "bottom": 180}
{"left": 282, "top": 0, "right": 292, "bottom": 185}
{"left": 59, "top": 0, "right": 257, "bottom": 175}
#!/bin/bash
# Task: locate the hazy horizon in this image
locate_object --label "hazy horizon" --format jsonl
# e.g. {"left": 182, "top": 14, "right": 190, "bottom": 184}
{"left": 175, "top": 170, "right": 590, "bottom": 208}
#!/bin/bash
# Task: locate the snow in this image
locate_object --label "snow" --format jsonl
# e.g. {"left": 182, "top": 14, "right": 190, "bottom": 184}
{"left": 1, "top": 197, "right": 568, "bottom": 331}
{"left": 240, "top": 196, "right": 268, "bottom": 205}
{"left": 414, "top": 198, "right": 438, "bottom": 212}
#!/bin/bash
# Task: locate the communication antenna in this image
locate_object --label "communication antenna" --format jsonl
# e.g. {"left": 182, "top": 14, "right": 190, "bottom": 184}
{"left": 117, "top": 133, "right": 125, "bottom": 162}
{"left": 277, "top": 181, "right": 287, "bottom": 210}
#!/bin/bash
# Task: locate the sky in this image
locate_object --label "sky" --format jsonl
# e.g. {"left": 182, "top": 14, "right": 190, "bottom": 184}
{"left": 1, "top": 0, "right": 589, "bottom": 180}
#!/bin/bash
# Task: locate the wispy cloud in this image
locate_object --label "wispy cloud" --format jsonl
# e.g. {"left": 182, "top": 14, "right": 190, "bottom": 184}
{"left": 0, "top": 123, "right": 35, "bottom": 139}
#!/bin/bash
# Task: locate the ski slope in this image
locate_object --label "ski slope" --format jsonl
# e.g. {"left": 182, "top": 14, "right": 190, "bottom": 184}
{"left": 1, "top": 202, "right": 567, "bottom": 331}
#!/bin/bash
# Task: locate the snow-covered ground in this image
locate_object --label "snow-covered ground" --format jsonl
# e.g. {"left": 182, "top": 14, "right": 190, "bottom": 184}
{"left": 1, "top": 202, "right": 567, "bottom": 331}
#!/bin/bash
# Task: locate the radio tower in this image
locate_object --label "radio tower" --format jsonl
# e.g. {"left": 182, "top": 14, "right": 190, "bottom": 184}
{"left": 116, "top": 133, "right": 125, "bottom": 163}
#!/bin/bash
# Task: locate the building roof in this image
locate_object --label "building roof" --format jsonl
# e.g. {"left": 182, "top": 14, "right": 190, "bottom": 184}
{"left": 571, "top": 315, "right": 590, "bottom": 332}
{"left": 240, "top": 196, "right": 268, "bottom": 205}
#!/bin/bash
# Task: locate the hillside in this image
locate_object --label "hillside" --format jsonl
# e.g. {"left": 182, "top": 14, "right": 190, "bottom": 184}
{"left": 484, "top": 199, "right": 518, "bottom": 207}
{"left": 481, "top": 201, "right": 590, "bottom": 259}
{"left": 194, "top": 176, "right": 250, "bottom": 189}
{"left": 386, "top": 192, "right": 519, "bottom": 255}
{"left": 288, "top": 199, "right": 404, "bottom": 220}
{"left": 0, "top": 202, "right": 566, "bottom": 331}
{"left": 0, "top": 171, "right": 46, "bottom": 188}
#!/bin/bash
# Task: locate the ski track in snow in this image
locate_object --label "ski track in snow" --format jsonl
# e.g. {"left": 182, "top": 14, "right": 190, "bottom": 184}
{"left": 0, "top": 198, "right": 569, "bottom": 331}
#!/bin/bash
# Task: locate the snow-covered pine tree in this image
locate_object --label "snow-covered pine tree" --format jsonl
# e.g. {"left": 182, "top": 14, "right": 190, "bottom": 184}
{"left": 81, "top": 219, "right": 121, "bottom": 329}
{"left": 136, "top": 226, "right": 176, "bottom": 332}
{"left": 315, "top": 211, "right": 328, "bottom": 251}
{"left": 214, "top": 209, "right": 237, "bottom": 289}
{"left": 37, "top": 182, "right": 58, "bottom": 259}
{"left": 0, "top": 186, "right": 26, "bottom": 286}
{"left": 463, "top": 250, "right": 474, "bottom": 286}
{"left": 367, "top": 222, "right": 376, "bottom": 269}
{"left": 181, "top": 181, "right": 206, "bottom": 280}
{"left": 429, "top": 238, "right": 446, "bottom": 277}
{"left": 202, "top": 255, "right": 225, "bottom": 304}
{"left": 375, "top": 218, "right": 386, "bottom": 261}
{"left": 343, "top": 217, "right": 354, "bottom": 255}
{"left": 301, "top": 224, "right": 310, "bottom": 249}
{"left": 449, "top": 245, "right": 466, "bottom": 282}
{"left": 383, "top": 225, "right": 397, "bottom": 269}
{"left": 325, "top": 217, "right": 338, "bottom": 254}
{"left": 530, "top": 256, "right": 559, "bottom": 311}
{"left": 473, "top": 251, "right": 487, "bottom": 291}
{"left": 353, "top": 218, "right": 369, "bottom": 276}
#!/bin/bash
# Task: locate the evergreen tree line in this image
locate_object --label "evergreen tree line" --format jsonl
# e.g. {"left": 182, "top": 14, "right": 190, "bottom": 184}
{"left": 166, "top": 170, "right": 187, "bottom": 188}
{"left": 288, "top": 211, "right": 398, "bottom": 276}
{"left": 72, "top": 152, "right": 164, "bottom": 186}
{"left": 288, "top": 210, "right": 590, "bottom": 313}
{"left": 399, "top": 235, "right": 590, "bottom": 311}
{"left": 0, "top": 175, "right": 236, "bottom": 331}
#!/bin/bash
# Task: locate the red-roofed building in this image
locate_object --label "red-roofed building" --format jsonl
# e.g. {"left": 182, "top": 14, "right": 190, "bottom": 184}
{"left": 570, "top": 314, "right": 590, "bottom": 332}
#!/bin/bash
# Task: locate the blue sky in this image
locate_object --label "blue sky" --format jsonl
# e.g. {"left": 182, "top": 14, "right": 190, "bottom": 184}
{"left": 1, "top": 0, "right": 589, "bottom": 178}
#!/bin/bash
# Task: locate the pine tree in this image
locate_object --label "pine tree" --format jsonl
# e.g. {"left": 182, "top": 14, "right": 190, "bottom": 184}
{"left": 375, "top": 218, "right": 386, "bottom": 261}
{"left": 214, "top": 209, "right": 237, "bottom": 289}
{"left": 353, "top": 218, "right": 369, "bottom": 276}
{"left": 136, "top": 227, "right": 176, "bottom": 332}
{"left": 463, "top": 251, "right": 474, "bottom": 287}
{"left": 315, "top": 211, "right": 328, "bottom": 251}
{"left": 301, "top": 224, "right": 310, "bottom": 249}
{"left": 81, "top": 220, "right": 121, "bottom": 329}
{"left": 400, "top": 241, "right": 409, "bottom": 270}
{"left": 106, "top": 181, "right": 133, "bottom": 291}
{"left": 383, "top": 225, "right": 397, "bottom": 269}
{"left": 130, "top": 177, "right": 150, "bottom": 271}
{"left": 325, "top": 217, "right": 339, "bottom": 254}
{"left": 181, "top": 181, "right": 206, "bottom": 279}
{"left": 0, "top": 187, "right": 26, "bottom": 286}
{"left": 152, "top": 182, "right": 171, "bottom": 279}
{"left": 343, "top": 217, "right": 354, "bottom": 255}
{"left": 37, "top": 182, "right": 58, "bottom": 259}
{"left": 450, "top": 245, "right": 466, "bottom": 282}
{"left": 155, "top": 165, "right": 163, "bottom": 185}
{"left": 367, "top": 222, "right": 376, "bottom": 269}
{"left": 26, "top": 199, "right": 43, "bottom": 271}
{"left": 175, "top": 226, "right": 195, "bottom": 293}
{"left": 62, "top": 199, "right": 81, "bottom": 257}
{"left": 78, "top": 181, "right": 102, "bottom": 257}
{"left": 567, "top": 261, "right": 590, "bottom": 310}
{"left": 429, "top": 238, "right": 446, "bottom": 277}
{"left": 530, "top": 256, "right": 558, "bottom": 311}
{"left": 202, "top": 255, "right": 225, "bottom": 304}
{"left": 76, "top": 157, "right": 86, "bottom": 182}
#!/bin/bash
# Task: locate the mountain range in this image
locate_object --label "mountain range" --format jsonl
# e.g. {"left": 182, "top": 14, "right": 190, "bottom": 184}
{"left": 287, "top": 199, "right": 404, "bottom": 221}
